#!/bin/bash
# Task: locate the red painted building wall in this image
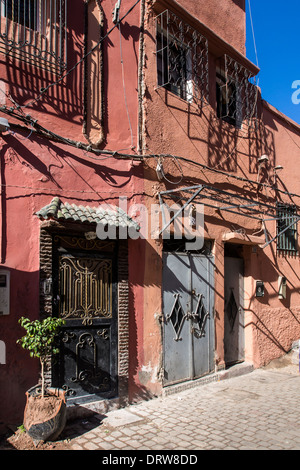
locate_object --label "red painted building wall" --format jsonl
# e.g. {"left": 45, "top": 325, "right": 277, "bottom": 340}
{"left": 0, "top": 0, "right": 145, "bottom": 429}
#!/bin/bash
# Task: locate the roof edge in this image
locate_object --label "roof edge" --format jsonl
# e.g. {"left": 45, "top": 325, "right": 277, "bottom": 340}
{"left": 262, "top": 100, "right": 300, "bottom": 134}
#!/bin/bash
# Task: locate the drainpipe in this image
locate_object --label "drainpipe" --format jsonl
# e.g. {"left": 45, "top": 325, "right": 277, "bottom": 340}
{"left": 137, "top": 0, "right": 145, "bottom": 154}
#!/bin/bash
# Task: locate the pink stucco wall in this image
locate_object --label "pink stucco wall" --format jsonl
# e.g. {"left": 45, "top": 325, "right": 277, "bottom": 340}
{"left": 175, "top": 0, "right": 246, "bottom": 54}
{"left": 244, "top": 104, "right": 300, "bottom": 367}
{"left": 0, "top": 0, "right": 144, "bottom": 427}
{"left": 141, "top": 0, "right": 300, "bottom": 382}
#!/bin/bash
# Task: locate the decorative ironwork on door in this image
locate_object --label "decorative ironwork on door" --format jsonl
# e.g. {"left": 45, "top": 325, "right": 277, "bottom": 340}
{"left": 60, "top": 328, "right": 111, "bottom": 395}
{"left": 191, "top": 293, "right": 210, "bottom": 339}
{"left": 226, "top": 288, "right": 239, "bottom": 332}
{"left": 224, "top": 257, "right": 244, "bottom": 365}
{"left": 59, "top": 256, "right": 113, "bottom": 325}
{"left": 166, "top": 292, "right": 210, "bottom": 342}
{"left": 52, "top": 243, "right": 118, "bottom": 403}
{"left": 166, "top": 293, "right": 186, "bottom": 342}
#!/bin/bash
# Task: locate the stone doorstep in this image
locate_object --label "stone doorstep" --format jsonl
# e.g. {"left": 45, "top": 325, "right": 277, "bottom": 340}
{"left": 162, "top": 362, "right": 254, "bottom": 397}
{"left": 218, "top": 362, "right": 254, "bottom": 381}
{"left": 66, "top": 396, "right": 125, "bottom": 422}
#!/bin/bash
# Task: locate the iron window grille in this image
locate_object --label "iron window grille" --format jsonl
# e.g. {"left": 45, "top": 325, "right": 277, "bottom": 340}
{"left": 276, "top": 203, "right": 298, "bottom": 253}
{"left": 0, "top": 0, "right": 67, "bottom": 74}
{"left": 156, "top": 9, "right": 209, "bottom": 107}
{"left": 216, "top": 54, "right": 258, "bottom": 127}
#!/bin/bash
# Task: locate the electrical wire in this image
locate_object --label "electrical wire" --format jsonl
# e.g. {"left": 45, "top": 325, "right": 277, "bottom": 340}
{"left": 247, "top": 0, "right": 259, "bottom": 69}
{"left": 154, "top": 154, "right": 183, "bottom": 185}
{"left": 1, "top": 182, "right": 146, "bottom": 197}
{"left": 0, "top": 105, "right": 141, "bottom": 160}
{"left": 9, "top": 124, "right": 34, "bottom": 141}
{"left": 2, "top": 101, "right": 300, "bottom": 203}
{"left": 0, "top": 1, "right": 299, "bottom": 204}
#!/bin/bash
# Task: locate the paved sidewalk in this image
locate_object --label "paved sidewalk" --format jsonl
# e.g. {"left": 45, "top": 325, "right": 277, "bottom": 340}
{"left": 64, "top": 364, "right": 300, "bottom": 451}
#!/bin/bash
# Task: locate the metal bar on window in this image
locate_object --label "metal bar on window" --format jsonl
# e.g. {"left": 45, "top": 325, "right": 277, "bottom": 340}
{"left": 155, "top": 9, "right": 209, "bottom": 106}
{"left": 276, "top": 204, "right": 298, "bottom": 253}
{"left": 262, "top": 216, "right": 300, "bottom": 250}
{"left": 59, "top": 0, "right": 62, "bottom": 64}
{"left": 54, "top": 0, "right": 57, "bottom": 62}
{"left": 0, "top": 0, "right": 67, "bottom": 73}
{"left": 64, "top": 0, "right": 67, "bottom": 68}
{"left": 218, "top": 54, "right": 258, "bottom": 126}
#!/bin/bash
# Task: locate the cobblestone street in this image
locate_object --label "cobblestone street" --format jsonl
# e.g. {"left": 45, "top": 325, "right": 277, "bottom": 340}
{"left": 63, "top": 364, "right": 300, "bottom": 451}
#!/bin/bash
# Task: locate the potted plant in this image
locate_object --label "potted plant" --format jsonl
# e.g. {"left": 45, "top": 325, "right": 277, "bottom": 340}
{"left": 17, "top": 316, "right": 66, "bottom": 443}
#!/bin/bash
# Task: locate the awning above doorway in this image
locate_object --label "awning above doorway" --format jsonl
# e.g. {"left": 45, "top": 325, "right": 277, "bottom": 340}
{"left": 222, "top": 231, "right": 265, "bottom": 246}
{"left": 36, "top": 197, "right": 140, "bottom": 231}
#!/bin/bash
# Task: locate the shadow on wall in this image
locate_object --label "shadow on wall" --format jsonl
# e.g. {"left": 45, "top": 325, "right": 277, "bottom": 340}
{"left": 3, "top": 1, "right": 85, "bottom": 122}
{"left": 1, "top": 131, "right": 143, "bottom": 200}
{"left": 232, "top": 0, "right": 246, "bottom": 10}
{"left": 0, "top": 268, "right": 40, "bottom": 430}
{"left": 155, "top": 89, "right": 277, "bottom": 180}
{"left": 245, "top": 303, "right": 300, "bottom": 364}
{"left": 245, "top": 246, "right": 300, "bottom": 364}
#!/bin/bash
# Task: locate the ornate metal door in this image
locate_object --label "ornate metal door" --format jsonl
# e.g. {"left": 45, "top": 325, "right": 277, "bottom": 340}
{"left": 162, "top": 252, "right": 214, "bottom": 386}
{"left": 52, "top": 238, "right": 118, "bottom": 403}
{"left": 224, "top": 257, "right": 244, "bottom": 366}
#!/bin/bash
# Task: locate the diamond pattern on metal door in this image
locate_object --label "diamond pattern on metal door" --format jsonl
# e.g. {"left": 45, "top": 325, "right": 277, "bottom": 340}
{"left": 224, "top": 257, "right": 244, "bottom": 366}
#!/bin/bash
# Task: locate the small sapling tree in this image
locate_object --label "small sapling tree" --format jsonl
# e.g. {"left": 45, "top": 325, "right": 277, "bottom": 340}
{"left": 17, "top": 316, "right": 65, "bottom": 398}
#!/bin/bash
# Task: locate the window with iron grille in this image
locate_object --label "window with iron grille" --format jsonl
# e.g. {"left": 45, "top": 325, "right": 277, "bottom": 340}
{"left": 4, "top": 0, "right": 35, "bottom": 27}
{"left": 276, "top": 203, "right": 298, "bottom": 253}
{"left": 0, "top": 0, "right": 67, "bottom": 74}
{"left": 216, "top": 55, "right": 258, "bottom": 128}
{"left": 156, "top": 9, "right": 209, "bottom": 107}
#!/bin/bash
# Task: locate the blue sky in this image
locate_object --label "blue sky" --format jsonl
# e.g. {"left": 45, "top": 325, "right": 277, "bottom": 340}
{"left": 245, "top": 0, "right": 300, "bottom": 125}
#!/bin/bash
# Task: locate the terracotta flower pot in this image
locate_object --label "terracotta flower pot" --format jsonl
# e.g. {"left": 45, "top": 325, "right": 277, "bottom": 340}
{"left": 23, "top": 385, "right": 67, "bottom": 442}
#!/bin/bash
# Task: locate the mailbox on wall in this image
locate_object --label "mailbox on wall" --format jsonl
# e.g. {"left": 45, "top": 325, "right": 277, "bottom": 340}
{"left": 0, "top": 270, "right": 10, "bottom": 315}
{"left": 278, "top": 276, "right": 287, "bottom": 300}
{"left": 256, "top": 280, "right": 264, "bottom": 298}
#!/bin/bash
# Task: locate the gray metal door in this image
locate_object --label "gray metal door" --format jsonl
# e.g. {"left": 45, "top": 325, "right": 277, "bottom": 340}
{"left": 224, "top": 257, "right": 244, "bottom": 365}
{"left": 163, "top": 252, "right": 214, "bottom": 386}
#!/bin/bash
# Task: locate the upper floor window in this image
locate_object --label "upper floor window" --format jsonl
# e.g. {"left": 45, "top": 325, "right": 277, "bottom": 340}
{"left": 156, "top": 9, "right": 209, "bottom": 107}
{"left": 0, "top": 0, "right": 67, "bottom": 74}
{"left": 4, "top": 0, "right": 35, "bottom": 28}
{"left": 216, "top": 72, "right": 240, "bottom": 127}
{"left": 216, "top": 55, "right": 257, "bottom": 128}
{"left": 276, "top": 203, "right": 298, "bottom": 253}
